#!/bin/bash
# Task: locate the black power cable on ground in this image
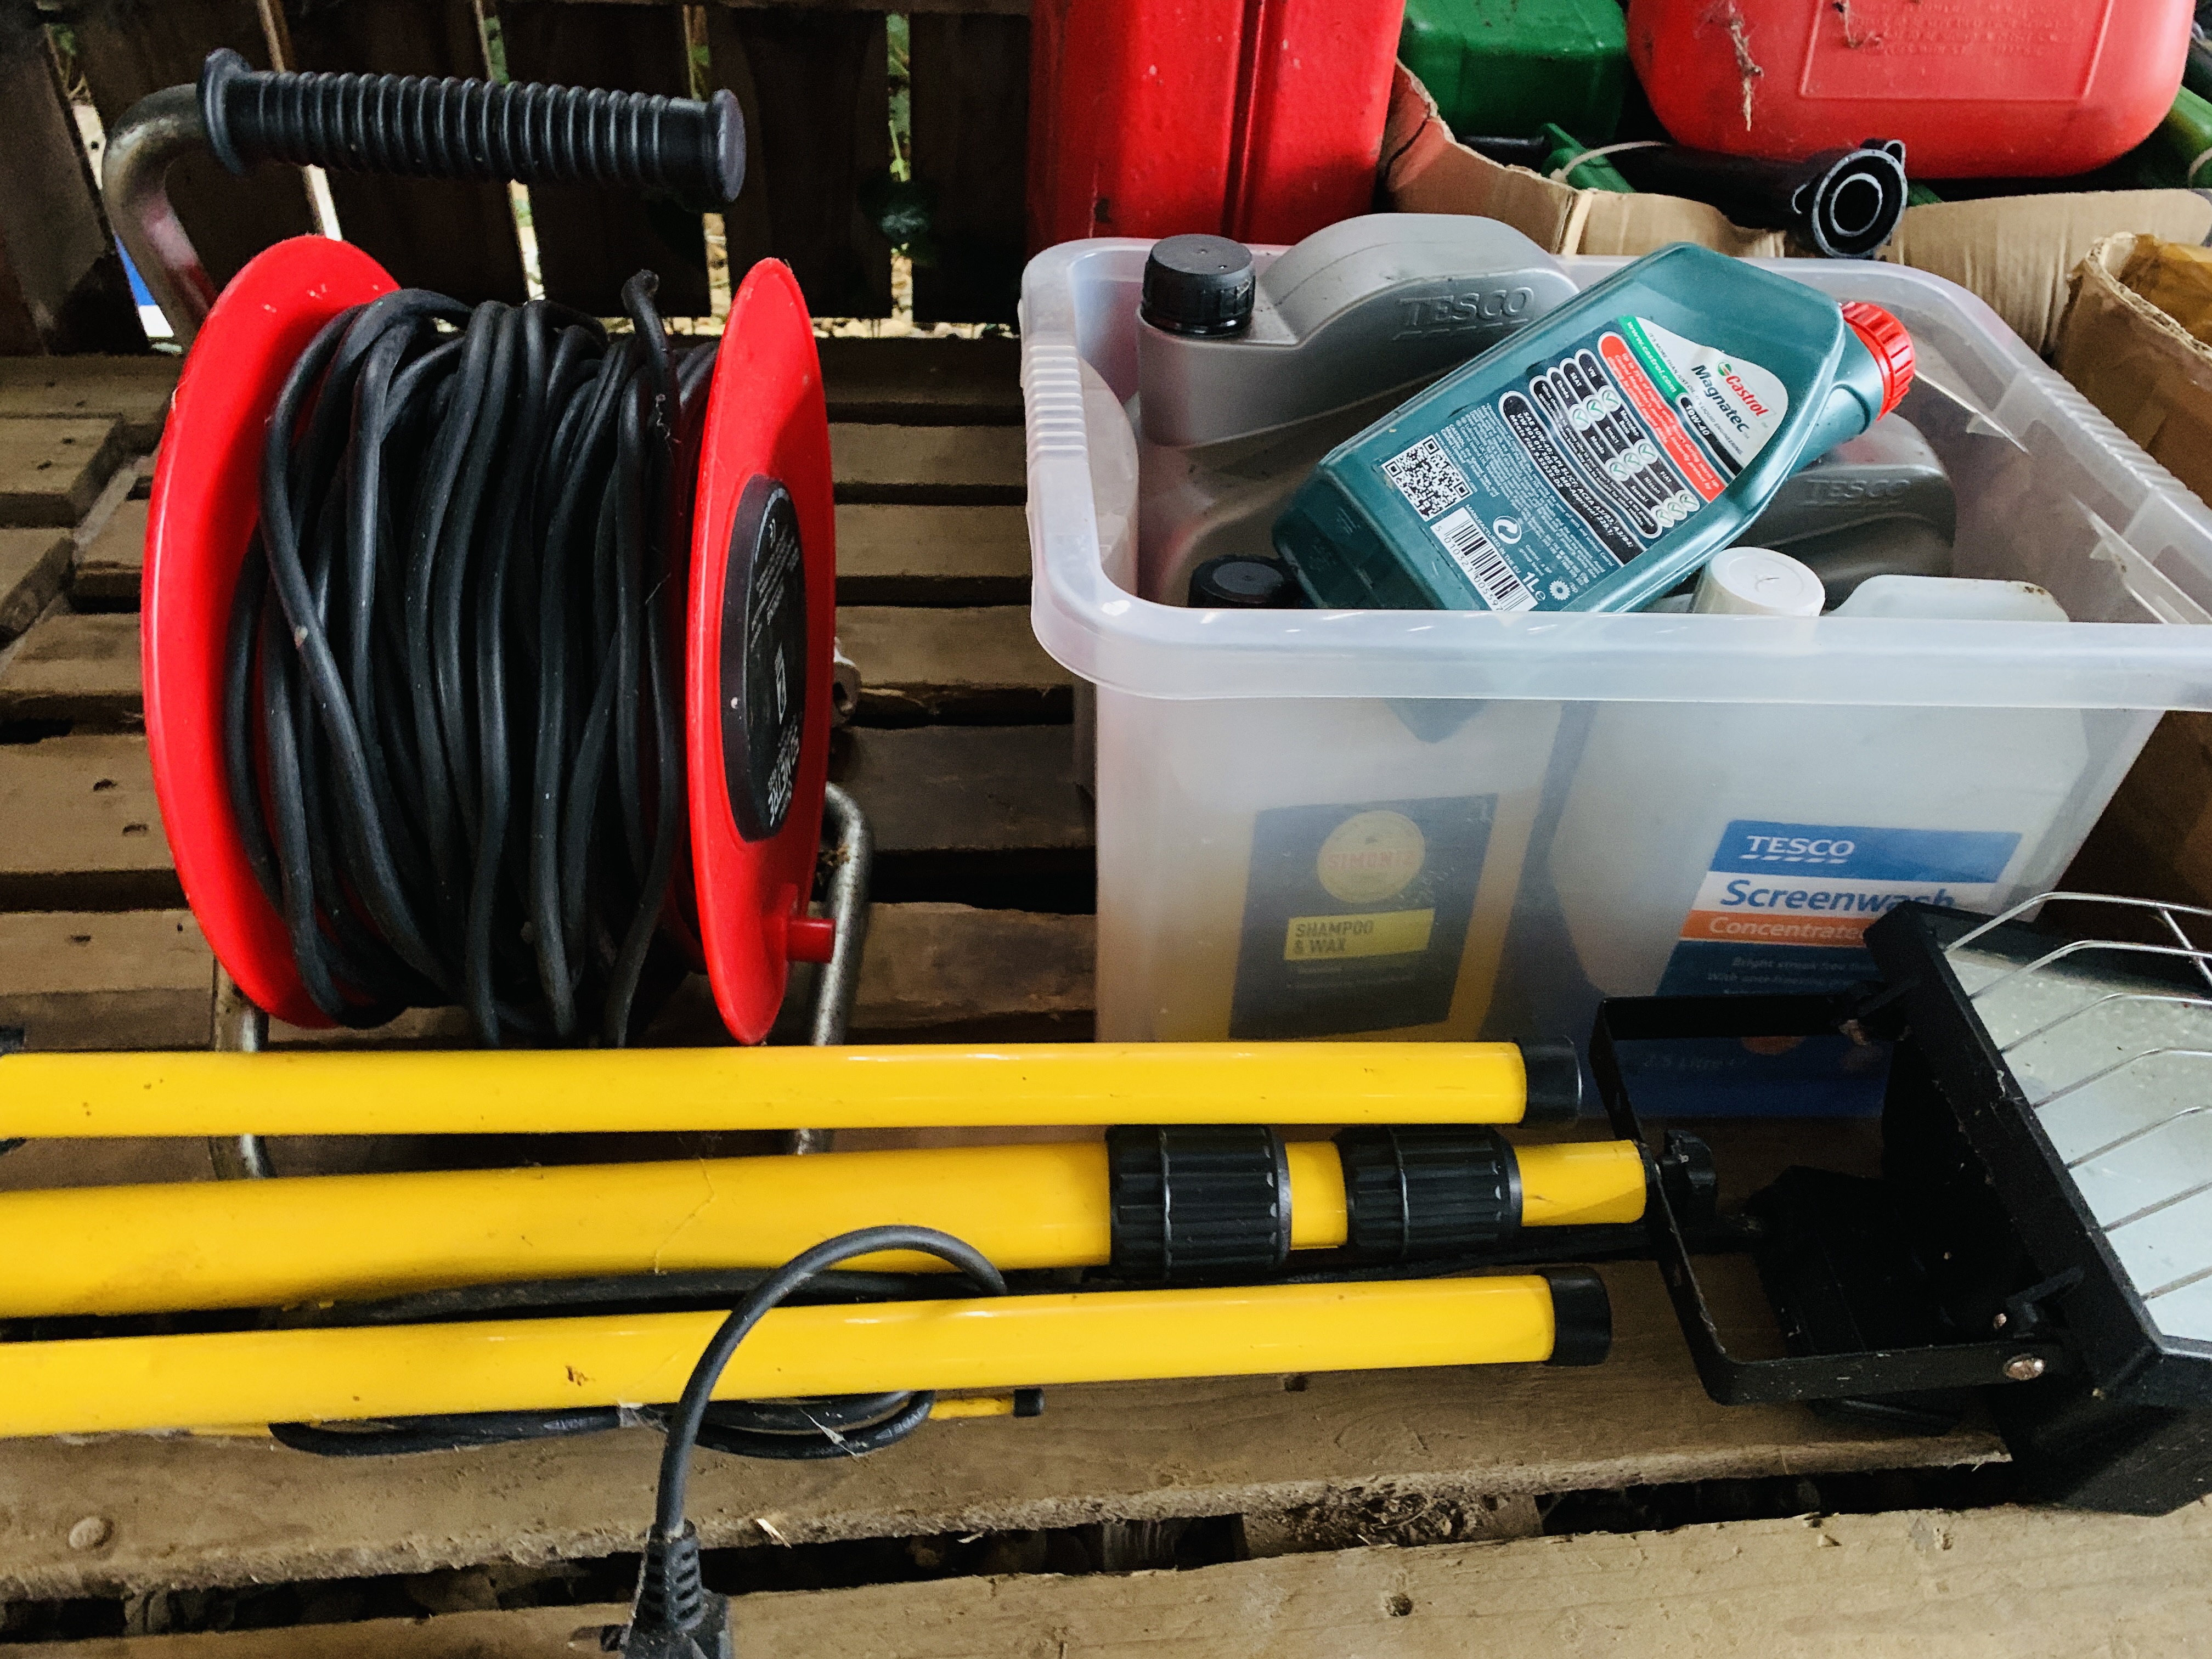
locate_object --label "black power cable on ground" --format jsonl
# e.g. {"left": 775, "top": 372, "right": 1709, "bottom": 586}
{"left": 264, "top": 1263, "right": 1006, "bottom": 1462}
{"left": 623, "top": 1226, "right": 1004, "bottom": 1659}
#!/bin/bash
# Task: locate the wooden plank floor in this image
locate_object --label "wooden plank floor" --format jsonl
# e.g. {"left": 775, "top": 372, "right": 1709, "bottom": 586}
{"left": 18, "top": 1499, "right": 2212, "bottom": 1658}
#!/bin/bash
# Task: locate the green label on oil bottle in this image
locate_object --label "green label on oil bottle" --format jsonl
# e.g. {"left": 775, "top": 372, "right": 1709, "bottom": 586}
{"left": 1374, "top": 316, "right": 1788, "bottom": 611}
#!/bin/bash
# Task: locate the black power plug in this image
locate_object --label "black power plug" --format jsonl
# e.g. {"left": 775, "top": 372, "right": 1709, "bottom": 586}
{"left": 609, "top": 1226, "right": 1005, "bottom": 1658}
{"left": 620, "top": 1525, "right": 732, "bottom": 1659}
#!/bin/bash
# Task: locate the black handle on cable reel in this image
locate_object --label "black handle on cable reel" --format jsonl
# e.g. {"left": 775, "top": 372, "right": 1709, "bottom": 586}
{"left": 196, "top": 47, "right": 747, "bottom": 207}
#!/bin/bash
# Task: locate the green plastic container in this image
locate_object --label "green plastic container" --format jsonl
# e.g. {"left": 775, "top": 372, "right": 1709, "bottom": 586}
{"left": 1400, "top": 0, "right": 1626, "bottom": 143}
{"left": 2157, "top": 84, "right": 2212, "bottom": 188}
{"left": 1539, "top": 124, "right": 1631, "bottom": 193}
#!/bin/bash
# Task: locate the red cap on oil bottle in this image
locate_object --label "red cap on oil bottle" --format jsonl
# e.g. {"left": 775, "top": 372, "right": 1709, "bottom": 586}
{"left": 1841, "top": 301, "right": 1914, "bottom": 418}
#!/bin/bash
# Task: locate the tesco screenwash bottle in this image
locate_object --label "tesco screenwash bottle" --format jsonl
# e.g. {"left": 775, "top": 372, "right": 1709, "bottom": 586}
{"left": 1271, "top": 242, "right": 1914, "bottom": 612}
{"left": 1544, "top": 579, "right": 2087, "bottom": 1023}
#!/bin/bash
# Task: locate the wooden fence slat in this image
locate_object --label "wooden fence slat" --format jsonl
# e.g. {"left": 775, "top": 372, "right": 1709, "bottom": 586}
{"left": 74, "top": 496, "right": 146, "bottom": 607}
{"left": 839, "top": 605, "right": 1071, "bottom": 723}
{"left": 829, "top": 423, "right": 1025, "bottom": 501}
{"left": 0, "top": 908, "right": 211, "bottom": 1052}
{"left": 0, "top": 732, "right": 176, "bottom": 910}
{"left": 0, "top": 724, "right": 1079, "bottom": 918}
{"left": 0, "top": 357, "right": 176, "bottom": 449}
{"left": 908, "top": 12, "right": 1028, "bottom": 325}
{"left": 284, "top": 1, "right": 528, "bottom": 305}
{"left": 0, "top": 609, "right": 140, "bottom": 726}
{"left": 0, "top": 39, "right": 143, "bottom": 355}
{"left": 706, "top": 9, "right": 892, "bottom": 317}
{"left": 0, "top": 417, "right": 127, "bottom": 528}
{"left": 0, "top": 725, "right": 1073, "bottom": 915}
{"left": 835, "top": 503, "right": 1028, "bottom": 603}
{"left": 0, "top": 902, "right": 1092, "bottom": 1054}
{"left": 840, "top": 725, "right": 1085, "bottom": 854}
{"left": 73, "top": 0, "right": 318, "bottom": 292}
{"left": 63, "top": 499, "right": 1024, "bottom": 619}
{"left": 0, "top": 597, "right": 1060, "bottom": 730}
{"left": 816, "top": 336, "right": 1023, "bottom": 424}
{"left": 5, "top": 335, "right": 1004, "bottom": 431}
{"left": 849, "top": 900, "right": 1091, "bottom": 1036}
{"left": 495, "top": 3, "right": 708, "bottom": 317}
{"left": 0, "top": 529, "right": 71, "bottom": 641}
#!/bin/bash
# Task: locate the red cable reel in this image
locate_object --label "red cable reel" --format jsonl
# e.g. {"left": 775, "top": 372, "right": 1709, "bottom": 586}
{"left": 143, "top": 236, "right": 838, "bottom": 1043}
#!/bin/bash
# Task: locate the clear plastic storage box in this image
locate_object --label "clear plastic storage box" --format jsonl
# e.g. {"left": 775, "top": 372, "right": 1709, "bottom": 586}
{"left": 1021, "top": 238, "right": 2212, "bottom": 1103}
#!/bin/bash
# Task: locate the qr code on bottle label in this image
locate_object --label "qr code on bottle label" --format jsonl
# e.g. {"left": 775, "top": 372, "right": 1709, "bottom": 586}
{"left": 1381, "top": 436, "right": 1473, "bottom": 521}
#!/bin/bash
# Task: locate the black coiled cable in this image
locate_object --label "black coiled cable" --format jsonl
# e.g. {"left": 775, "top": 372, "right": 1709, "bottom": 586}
{"left": 265, "top": 1394, "right": 945, "bottom": 1462}
{"left": 228, "top": 269, "right": 713, "bottom": 1045}
{"left": 267, "top": 1256, "right": 1003, "bottom": 1462}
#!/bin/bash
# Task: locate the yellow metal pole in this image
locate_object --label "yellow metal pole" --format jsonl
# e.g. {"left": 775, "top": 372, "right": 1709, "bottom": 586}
{"left": 0, "top": 1146, "right": 1114, "bottom": 1314}
{"left": 1515, "top": 1141, "right": 1647, "bottom": 1227}
{"left": 0, "top": 1139, "right": 1646, "bottom": 1317}
{"left": 0, "top": 1274, "right": 1582, "bottom": 1438}
{"left": 1285, "top": 1140, "right": 1347, "bottom": 1249}
{"left": 0, "top": 1042, "right": 1537, "bottom": 1138}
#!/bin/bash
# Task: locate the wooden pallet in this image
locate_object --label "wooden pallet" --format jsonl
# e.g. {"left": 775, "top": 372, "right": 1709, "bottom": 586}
{"left": 0, "top": 344, "right": 2199, "bottom": 1649}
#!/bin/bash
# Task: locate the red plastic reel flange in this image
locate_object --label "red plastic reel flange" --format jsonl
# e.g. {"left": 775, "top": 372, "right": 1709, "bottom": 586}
{"left": 144, "top": 236, "right": 397, "bottom": 1030}
{"left": 686, "top": 259, "right": 837, "bottom": 1043}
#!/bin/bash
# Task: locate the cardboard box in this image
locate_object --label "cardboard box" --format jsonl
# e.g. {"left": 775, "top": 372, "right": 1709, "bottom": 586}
{"left": 1381, "top": 66, "right": 2212, "bottom": 355}
{"left": 2056, "top": 233, "right": 2212, "bottom": 905}
{"left": 1381, "top": 65, "right": 1786, "bottom": 258}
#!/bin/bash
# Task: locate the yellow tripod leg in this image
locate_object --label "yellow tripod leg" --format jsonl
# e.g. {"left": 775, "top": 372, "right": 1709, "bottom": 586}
{"left": 0, "top": 1271, "right": 1610, "bottom": 1438}
{"left": 0, "top": 1138, "right": 1647, "bottom": 1317}
{"left": 0, "top": 1040, "right": 1567, "bottom": 1139}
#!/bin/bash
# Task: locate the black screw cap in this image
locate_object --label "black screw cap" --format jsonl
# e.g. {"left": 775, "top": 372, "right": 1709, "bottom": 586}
{"left": 1142, "top": 234, "right": 1255, "bottom": 336}
{"left": 1659, "top": 1130, "right": 1719, "bottom": 1227}
{"left": 1539, "top": 1267, "right": 1612, "bottom": 1367}
{"left": 1189, "top": 555, "right": 1299, "bottom": 609}
{"left": 1519, "top": 1040, "right": 1584, "bottom": 1124}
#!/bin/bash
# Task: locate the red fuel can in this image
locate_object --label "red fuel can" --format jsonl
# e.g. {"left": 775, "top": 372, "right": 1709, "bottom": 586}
{"left": 1626, "top": 0, "right": 2192, "bottom": 178}
{"left": 1026, "top": 0, "right": 1402, "bottom": 251}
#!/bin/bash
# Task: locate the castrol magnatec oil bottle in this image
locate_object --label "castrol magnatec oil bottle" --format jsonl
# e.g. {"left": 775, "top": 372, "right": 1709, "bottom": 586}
{"left": 1272, "top": 243, "right": 1914, "bottom": 613}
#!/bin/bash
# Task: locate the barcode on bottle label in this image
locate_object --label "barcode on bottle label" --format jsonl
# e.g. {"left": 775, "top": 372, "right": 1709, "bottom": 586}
{"left": 1431, "top": 509, "right": 1536, "bottom": 612}
{"left": 1381, "top": 435, "right": 1472, "bottom": 520}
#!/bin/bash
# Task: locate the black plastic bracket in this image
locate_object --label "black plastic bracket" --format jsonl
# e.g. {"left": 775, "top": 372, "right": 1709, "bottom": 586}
{"left": 1589, "top": 992, "right": 2071, "bottom": 1406}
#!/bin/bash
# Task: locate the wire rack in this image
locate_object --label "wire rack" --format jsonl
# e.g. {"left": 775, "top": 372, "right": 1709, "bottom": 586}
{"left": 1944, "top": 893, "right": 2212, "bottom": 1344}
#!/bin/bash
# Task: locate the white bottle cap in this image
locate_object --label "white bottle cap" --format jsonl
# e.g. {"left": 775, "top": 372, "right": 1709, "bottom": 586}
{"left": 1691, "top": 546, "right": 1826, "bottom": 617}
